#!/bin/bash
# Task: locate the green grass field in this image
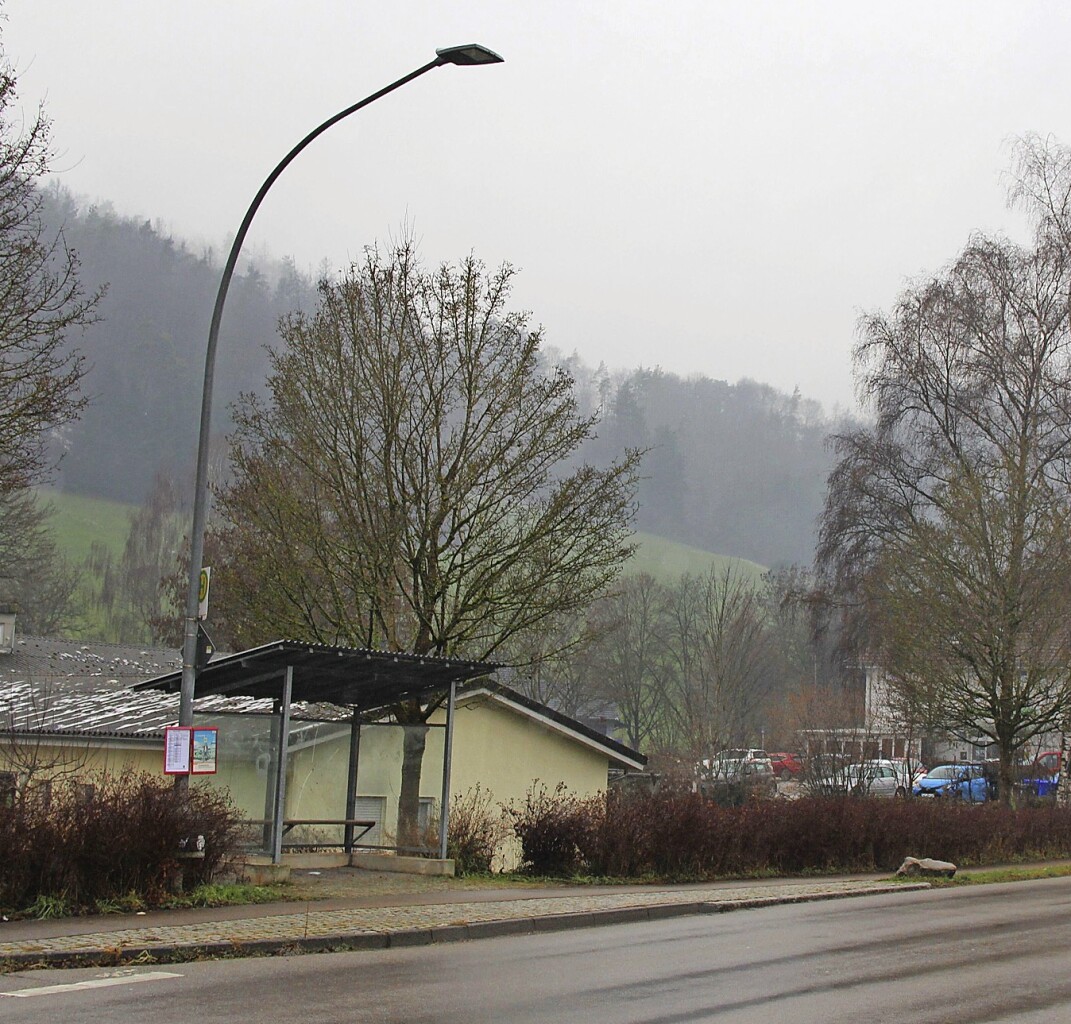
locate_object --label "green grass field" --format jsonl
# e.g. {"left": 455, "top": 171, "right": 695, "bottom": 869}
{"left": 630, "top": 531, "right": 766, "bottom": 585}
{"left": 41, "top": 491, "right": 766, "bottom": 590}
{"left": 39, "top": 488, "right": 132, "bottom": 563}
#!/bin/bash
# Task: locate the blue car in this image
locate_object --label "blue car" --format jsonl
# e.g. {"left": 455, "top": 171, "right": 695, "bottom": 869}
{"left": 913, "top": 763, "right": 989, "bottom": 802}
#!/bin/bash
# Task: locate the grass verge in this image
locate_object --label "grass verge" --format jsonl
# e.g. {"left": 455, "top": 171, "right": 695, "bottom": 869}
{"left": 921, "top": 863, "right": 1071, "bottom": 888}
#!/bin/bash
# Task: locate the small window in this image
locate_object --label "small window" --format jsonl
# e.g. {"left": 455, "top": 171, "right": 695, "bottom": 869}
{"left": 73, "top": 782, "right": 96, "bottom": 804}
{"left": 352, "top": 796, "right": 386, "bottom": 845}
{"left": 0, "top": 772, "right": 15, "bottom": 808}
{"left": 418, "top": 797, "right": 436, "bottom": 832}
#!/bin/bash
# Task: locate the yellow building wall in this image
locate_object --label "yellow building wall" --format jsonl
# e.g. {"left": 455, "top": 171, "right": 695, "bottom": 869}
{"left": 268, "top": 698, "right": 613, "bottom": 850}
{"left": 0, "top": 737, "right": 160, "bottom": 782}
{"left": 438, "top": 697, "right": 612, "bottom": 806}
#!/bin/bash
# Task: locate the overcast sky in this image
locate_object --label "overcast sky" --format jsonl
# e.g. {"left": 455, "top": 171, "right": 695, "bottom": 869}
{"left": 8, "top": 2, "right": 1070, "bottom": 412}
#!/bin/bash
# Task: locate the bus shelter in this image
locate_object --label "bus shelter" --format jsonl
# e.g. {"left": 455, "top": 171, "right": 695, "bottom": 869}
{"left": 135, "top": 640, "right": 495, "bottom": 863}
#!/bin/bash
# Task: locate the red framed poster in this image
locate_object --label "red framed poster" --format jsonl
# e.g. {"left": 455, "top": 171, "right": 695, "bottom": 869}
{"left": 191, "top": 727, "right": 218, "bottom": 775}
{"left": 164, "top": 726, "right": 193, "bottom": 775}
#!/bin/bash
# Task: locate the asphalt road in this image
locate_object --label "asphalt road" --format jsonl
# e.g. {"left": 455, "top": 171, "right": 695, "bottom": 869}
{"left": 4, "top": 878, "right": 1071, "bottom": 1023}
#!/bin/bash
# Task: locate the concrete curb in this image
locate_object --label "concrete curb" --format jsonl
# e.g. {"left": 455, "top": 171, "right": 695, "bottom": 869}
{"left": 0, "top": 883, "right": 929, "bottom": 970}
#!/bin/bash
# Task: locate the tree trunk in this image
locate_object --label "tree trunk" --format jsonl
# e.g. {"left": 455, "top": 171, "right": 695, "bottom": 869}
{"left": 998, "top": 736, "right": 1016, "bottom": 808}
{"left": 397, "top": 723, "right": 428, "bottom": 850}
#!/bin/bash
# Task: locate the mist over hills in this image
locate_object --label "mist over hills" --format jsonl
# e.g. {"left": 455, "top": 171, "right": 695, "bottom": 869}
{"left": 44, "top": 188, "right": 851, "bottom": 569}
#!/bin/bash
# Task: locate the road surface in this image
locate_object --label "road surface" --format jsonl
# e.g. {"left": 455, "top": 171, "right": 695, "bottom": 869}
{"left": 3, "top": 877, "right": 1070, "bottom": 1022}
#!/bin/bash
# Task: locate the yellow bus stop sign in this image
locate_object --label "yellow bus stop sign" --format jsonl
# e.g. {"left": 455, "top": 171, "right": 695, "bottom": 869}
{"left": 198, "top": 567, "right": 211, "bottom": 620}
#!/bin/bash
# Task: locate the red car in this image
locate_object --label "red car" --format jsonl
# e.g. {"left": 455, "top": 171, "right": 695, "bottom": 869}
{"left": 1030, "top": 751, "right": 1062, "bottom": 777}
{"left": 769, "top": 752, "right": 804, "bottom": 781}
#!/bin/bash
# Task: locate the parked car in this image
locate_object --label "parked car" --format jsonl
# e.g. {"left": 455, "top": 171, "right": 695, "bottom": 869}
{"left": 1030, "top": 751, "right": 1063, "bottom": 777}
{"left": 913, "top": 763, "right": 989, "bottom": 802}
{"left": 698, "top": 749, "right": 772, "bottom": 779}
{"left": 698, "top": 750, "right": 777, "bottom": 804}
{"left": 713, "top": 748, "right": 771, "bottom": 764}
{"left": 700, "top": 758, "right": 777, "bottom": 803}
{"left": 1028, "top": 773, "right": 1061, "bottom": 798}
{"left": 870, "top": 757, "right": 927, "bottom": 788}
{"left": 812, "top": 762, "right": 908, "bottom": 799}
{"left": 768, "top": 752, "right": 804, "bottom": 781}
{"left": 1017, "top": 752, "right": 1062, "bottom": 798}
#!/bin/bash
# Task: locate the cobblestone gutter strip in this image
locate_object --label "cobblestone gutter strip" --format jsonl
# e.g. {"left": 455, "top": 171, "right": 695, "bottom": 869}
{"left": 0, "top": 882, "right": 929, "bottom": 970}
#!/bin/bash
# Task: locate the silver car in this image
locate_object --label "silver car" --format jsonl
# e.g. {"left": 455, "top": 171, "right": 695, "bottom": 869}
{"left": 813, "top": 762, "right": 908, "bottom": 799}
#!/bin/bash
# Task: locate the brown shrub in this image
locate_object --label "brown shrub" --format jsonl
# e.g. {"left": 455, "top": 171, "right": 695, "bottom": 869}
{"left": 506, "top": 785, "right": 1071, "bottom": 879}
{"left": 0, "top": 770, "right": 241, "bottom": 912}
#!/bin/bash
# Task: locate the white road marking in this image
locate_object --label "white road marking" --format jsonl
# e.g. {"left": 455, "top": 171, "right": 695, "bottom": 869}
{"left": 1, "top": 971, "right": 183, "bottom": 998}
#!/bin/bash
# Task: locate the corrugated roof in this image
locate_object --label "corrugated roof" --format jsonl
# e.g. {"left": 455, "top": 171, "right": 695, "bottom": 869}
{"left": 0, "top": 679, "right": 354, "bottom": 739}
{"left": 134, "top": 639, "right": 496, "bottom": 710}
{"left": 0, "top": 638, "right": 356, "bottom": 738}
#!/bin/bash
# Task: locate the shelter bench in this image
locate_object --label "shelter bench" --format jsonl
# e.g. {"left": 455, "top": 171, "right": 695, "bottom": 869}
{"left": 239, "top": 818, "right": 376, "bottom": 850}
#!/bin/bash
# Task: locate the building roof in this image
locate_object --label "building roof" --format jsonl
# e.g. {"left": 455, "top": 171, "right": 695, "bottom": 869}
{"left": 0, "top": 636, "right": 350, "bottom": 739}
{"left": 1, "top": 635, "right": 181, "bottom": 691}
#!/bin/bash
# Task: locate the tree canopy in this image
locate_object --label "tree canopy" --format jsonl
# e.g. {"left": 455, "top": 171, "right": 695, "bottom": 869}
{"left": 207, "top": 244, "right": 641, "bottom": 844}
{"left": 817, "top": 135, "right": 1071, "bottom": 801}
{"left": 0, "top": 47, "right": 98, "bottom": 498}
{"left": 211, "top": 243, "right": 641, "bottom": 662}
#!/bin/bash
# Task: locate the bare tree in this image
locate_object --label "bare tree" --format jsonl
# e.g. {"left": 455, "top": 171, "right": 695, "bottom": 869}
{"left": 0, "top": 22, "right": 100, "bottom": 624}
{"left": 0, "top": 40, "right": 100, "bottom": 498}
{"left": 0, "top": 488, "right": 78, "bottom": 633}
{"left": 662, "top": 566, "right": 774, "bottom": 762}
{"left": 1008, "top": 134, "right": 1071, "bottom": 808}
{"left": 818, "top": 140, "right": 1071, "bottom": 803}
{"left": 499, "top": 606, "right": 603, "bottom": 721}
{"left": 210, "top": 243, "right": 641, "bottom": 844}
{"left": 92, "top": 471, "right": 185, "bottom": 643}
{"left": 584, "top": 573, "right": 673, "bottom": 752}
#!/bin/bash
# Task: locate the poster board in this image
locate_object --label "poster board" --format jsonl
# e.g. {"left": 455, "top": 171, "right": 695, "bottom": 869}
{"left": 191, "top": 727, "right": 218, "bottom": 775}
{"left": 164, "top": 726, "right": 193, "bottom": 775}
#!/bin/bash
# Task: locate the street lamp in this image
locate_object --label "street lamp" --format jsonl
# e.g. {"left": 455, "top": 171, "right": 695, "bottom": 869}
{"left": 177, "top": 44, "right": 504, "bottom": 740}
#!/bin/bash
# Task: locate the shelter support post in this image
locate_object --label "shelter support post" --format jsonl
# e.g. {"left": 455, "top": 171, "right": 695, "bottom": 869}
{"left": 262, "top": 700, "right": 281, "bottom": 851}
{"left": 270, "top": 665, "right": 294, "bottom": 864}
{"left": 344, "top": 710, "right": 362, "bottom": 852}
{"left": 438, "top": 680, "right": 457, "bottom": 860}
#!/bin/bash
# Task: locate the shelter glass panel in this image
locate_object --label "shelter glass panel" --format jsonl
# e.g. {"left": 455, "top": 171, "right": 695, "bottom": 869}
{"left": 190, "top": 712, "right": 447, "bottom": 853}
{"left": 348, "top": 721, "right": 445, "bottom": 852}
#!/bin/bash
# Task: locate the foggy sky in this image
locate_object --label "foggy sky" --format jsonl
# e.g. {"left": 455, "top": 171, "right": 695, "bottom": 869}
{"left": 8, "top": 1, "right": 1070, "bottom": 412}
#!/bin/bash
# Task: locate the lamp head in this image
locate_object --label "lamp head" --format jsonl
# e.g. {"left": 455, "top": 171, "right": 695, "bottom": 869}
{"left": 435, "top": 44, "right": 504, "bottom": 66}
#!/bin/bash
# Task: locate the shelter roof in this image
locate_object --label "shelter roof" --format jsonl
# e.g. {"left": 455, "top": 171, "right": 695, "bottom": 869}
{"left": 132, "top": 639, "right": 496, "bottom": 711}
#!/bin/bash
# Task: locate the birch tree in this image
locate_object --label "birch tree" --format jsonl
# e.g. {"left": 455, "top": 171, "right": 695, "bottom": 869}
{"left": 819, "top": 137, "right": 1071, "bottom": 803}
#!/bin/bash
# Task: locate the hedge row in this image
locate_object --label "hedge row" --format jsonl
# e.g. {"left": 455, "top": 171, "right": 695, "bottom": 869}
{"left": 0, "top": 771, "right": 241, "bottom": 912}
{"left": 507, "top": 784, "right": 1071, "bottom": 878}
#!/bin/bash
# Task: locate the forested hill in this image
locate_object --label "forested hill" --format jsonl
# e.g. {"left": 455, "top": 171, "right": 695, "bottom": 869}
{"left": 574, "top": 365, "right": 845, "bottom": 567}
{"left": 42, "top": 187, "right": 316, "bottom": 504}
{"left": 44, "top": 189, "right": 851, "bottom": 568}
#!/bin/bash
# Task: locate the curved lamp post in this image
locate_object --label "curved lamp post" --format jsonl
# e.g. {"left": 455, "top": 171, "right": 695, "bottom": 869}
{"left": 178, "top": 44, "right": 504, "bottom": 735}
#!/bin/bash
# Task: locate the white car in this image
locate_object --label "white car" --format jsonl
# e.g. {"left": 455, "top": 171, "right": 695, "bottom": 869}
{"left": 813, "top": 762, "right": 908, "bottom": 799}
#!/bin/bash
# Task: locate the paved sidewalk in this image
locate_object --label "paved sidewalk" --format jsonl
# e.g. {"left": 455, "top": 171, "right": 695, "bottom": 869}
{"left": 0, "top": 875, "right": 928, "bottom": 969}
